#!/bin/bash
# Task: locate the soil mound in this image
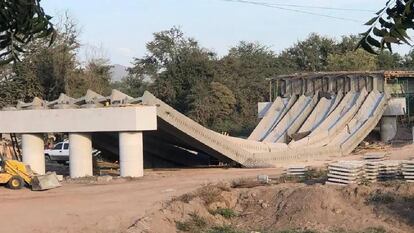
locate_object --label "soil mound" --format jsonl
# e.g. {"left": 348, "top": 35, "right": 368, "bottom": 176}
{"left": 126, "top": 182, "right": 414, "bottom": 233}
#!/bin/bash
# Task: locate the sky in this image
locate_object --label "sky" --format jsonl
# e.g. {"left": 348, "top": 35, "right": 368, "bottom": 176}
{"left": 42, "top": 0, "right": 413, "bottom": 66}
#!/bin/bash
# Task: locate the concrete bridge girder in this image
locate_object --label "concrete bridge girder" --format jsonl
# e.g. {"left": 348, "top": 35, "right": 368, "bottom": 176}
{"left": 0, "top": 91, "right": 157, "bottom": 178}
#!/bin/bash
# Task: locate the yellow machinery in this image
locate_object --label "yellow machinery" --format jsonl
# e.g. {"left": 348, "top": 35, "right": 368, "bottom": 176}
{"left": 0, "top": 158, "right": 61, "bottom": 190}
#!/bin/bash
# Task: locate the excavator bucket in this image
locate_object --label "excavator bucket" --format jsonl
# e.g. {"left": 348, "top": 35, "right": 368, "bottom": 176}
{"left": 31, "top": 172, "right": 61, "bottom": 191}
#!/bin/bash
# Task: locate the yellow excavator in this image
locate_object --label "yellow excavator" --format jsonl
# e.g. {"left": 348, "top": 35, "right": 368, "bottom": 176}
{"left": 0, "top": 157, "right": 61, "bottom": 191}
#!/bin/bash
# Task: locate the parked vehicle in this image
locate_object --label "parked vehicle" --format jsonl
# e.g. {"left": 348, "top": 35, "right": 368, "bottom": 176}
{"left": 44, "top": 141, "right": 101, "bottom": 163}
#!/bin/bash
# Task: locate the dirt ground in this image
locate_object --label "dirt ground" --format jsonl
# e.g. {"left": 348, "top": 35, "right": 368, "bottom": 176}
{"left": 0, "top": 168, "right": 283, "bottom": 233}
{"left": 130, "top": 182, "right": 414, "bottom": 233}
{"left": 1, "top": 144, "right": 414, "bottom": 233}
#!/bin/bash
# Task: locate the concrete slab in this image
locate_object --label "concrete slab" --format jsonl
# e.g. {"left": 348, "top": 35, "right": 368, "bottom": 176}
{"left": 0, "top": 106, "right": 157, "bottom": 133}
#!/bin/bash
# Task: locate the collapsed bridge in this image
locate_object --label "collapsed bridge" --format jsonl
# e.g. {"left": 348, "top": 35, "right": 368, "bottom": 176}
{"left": 0, "top": 71, "right": 410, "bottom": 177}
{"left": 140, "top": 71, "right": 411, "bottom": 167}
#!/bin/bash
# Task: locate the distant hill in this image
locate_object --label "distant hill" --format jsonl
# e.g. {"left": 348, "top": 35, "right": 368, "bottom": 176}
{"left": 110, "top": 64, "right": 129, "bottom": 82}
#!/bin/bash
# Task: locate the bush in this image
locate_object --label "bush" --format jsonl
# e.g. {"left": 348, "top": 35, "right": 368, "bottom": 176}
{"left": 172, "top": 193, "right": 196, "bottom": 203}
{"left": 231, "top": 178, "right": 266, "bottom": 188}
{"left": 275, "top": 230, "right": 318, "bottom": 233}
{"left": 361, "top": 227, "right": 386, "bottom": 233}
{"left": 207, "top": 226, "right": 242, "bottom": 233}
{"left": 303, "top": 168, "right": 328, "bottom": 182}
{"left": 173, "top": 183, "right": 230, "bottom": 205}
{"left": 211, "top": 208, "right": 237, "bottom": 219}
{"left": 275, "top": 175, "right": 302, "bottom": 184}
{"left": 367, "top": 192, "right": 395, "bottom": 204}
{"left": 197, "top": 185, "right": 224, "bottom": 205}
{"left": 176, "top": 212, "right": 207, "bottom": 232}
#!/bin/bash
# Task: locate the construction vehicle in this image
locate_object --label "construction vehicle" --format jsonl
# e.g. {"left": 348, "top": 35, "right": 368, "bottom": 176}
{"left": 0, "top": 157, "right": 61, "bottom": 191}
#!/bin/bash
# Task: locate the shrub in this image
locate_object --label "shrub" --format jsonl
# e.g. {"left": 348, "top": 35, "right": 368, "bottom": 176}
{"left": 207, "top": 225, "right": 242, "bottom": 233}
{"left": 302, "top": 168, "right": 328, "bottom": 182}
{"left": 211, "top": 208, "right": 237, "bottom": 219}
{"left": 231, "top": 178, "right": 265, "bottom": 188}
{"left": 367, "top": 192, "right": 395, "bottom": 204}
{"left": 360, "top": 227, "right": 386, "bottom": 233}
{"left": 176, "top": 212, "right": 207, "bottom": 232}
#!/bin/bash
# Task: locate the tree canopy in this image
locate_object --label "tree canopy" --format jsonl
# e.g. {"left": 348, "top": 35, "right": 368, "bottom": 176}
{"left": 0, "top": 15, "right": 112, "bottom": 107}
{"left": 122, "top": 28, "right": 413, "bottom": 136}
{"left": 0, "top": 0, "right": 55, "bottom": 64}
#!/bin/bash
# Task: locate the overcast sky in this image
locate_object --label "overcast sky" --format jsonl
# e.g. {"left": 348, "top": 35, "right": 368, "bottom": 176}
{"left": 42, "top": 0, "right": 413, "bottom": 66}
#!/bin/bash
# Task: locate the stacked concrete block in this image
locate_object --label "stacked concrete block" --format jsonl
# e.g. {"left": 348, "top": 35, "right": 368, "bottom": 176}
{"left": 377, "top": 160, "right": 400, "bottom": 181}
{"left": 402, "top": 160, "right": 414, "bottom": 182}
{"left": 363, "top": 153, "right": 387, "bottom": 162}
{"left": 362, "top": 153, "right": 387, "bottom": 182}
{"left": 364, "top": 161, "right": 380, "bottom": 183}
{"left": 326, "top": 161, "right": 365, "bottom": 186}
{"left": 285, "top": 165, "right": 308, "bottom": 177}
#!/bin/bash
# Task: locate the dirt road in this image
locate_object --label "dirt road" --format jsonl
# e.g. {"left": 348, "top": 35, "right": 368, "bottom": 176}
{"left": 0, "top": 168, "right": 282, "bottom": 233}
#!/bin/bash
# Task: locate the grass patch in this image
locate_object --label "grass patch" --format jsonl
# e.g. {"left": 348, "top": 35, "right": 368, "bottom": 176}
{"left": 360, "top": 227, "right": 386, "bottom": 233}
{"left": 172, "top": 193, "right": 196, "bottom": 203}
{"left": 197, "top": 185, "right": 225, "bottom": 205}
{"left": 331, "top": 227, "right": 386, "bottom": 233}
{"left": 275, "top": 174, "right": 302, "bottom": 183}
{"left": 303, "top": 168, "right": 328, "bottom": 182}
{"left": 207, "top": 225, "right": 242, "bottom": 233}
{"left": 231, "top": 178, "right": 266, "bottom": 188}
{"left": 211, "top": 208, "right": 237, "bottom": 219}
{"left": 367, "top": 192, "right": 395, "bottom": 204}
{"left": 402, "top": 195, "right": 414, "bottom": 202}
{"left": 176, "top": 212, "right": 207, "bottom": 232}
{"left": 274, "top": 230, "right": 318, "bottom": 233}
{"left": 172, "top": 183, "right": 230, "bottom": 205}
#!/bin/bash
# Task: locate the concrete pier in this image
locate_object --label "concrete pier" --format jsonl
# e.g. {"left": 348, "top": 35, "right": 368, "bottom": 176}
{"left": 69, "top": 133, "right": 93, "bottom": 178}
{"left": 22, "top": 133, "right": 45, "bottom": 174}
{"left": 380, "top": 116, "right": 397, "bottom": 142}
{"left": 119, "top": 132, "right": 143, "bottom": 177}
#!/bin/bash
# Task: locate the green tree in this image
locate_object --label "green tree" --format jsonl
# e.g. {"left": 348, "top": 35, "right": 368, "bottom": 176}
{"left": 326, "top": 49, "right": 378, "bottom": 71}
{"left": 278, "top": 33, "right": 336, "bottom": 72}
{"left": 15, "top": 14, "right": 80, "bottom": 100}
{"left": 188, "top": 81, "right": 236, "bottom": 132}
{"left": 0, "top": 0, "right": 55, "bottom": 64}
{"left": 128, "top": 27, "right": 216, "bottom": 113}
{"left": 0, "top": 64, "right": 42, "bottom": 107}
{"left": 0, "top": 13, "right": 113, "bottom": 107}
{"left": 377, "top": 51, "right": 403, "bottom": 70}
{"left": 217, "top": 41, "right": 282, "bottom": 134}
{"left": 66, "top": 58, "right": 113, "bottom": 98}
{"left": 116, "top": 75, "right": 149, "bottom": 97}
{"left": 402, "top": 49, "right": 414, "bottom": 69}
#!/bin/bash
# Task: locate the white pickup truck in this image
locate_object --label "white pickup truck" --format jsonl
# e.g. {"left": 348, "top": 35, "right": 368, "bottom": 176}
{"left": 44, "top": 141, "right": 100, "bottom": 163}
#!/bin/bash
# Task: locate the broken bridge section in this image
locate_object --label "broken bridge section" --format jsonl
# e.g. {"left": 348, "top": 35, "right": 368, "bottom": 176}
{"left": 1, "top": 71, "right": 411, "bottom": 172}
{"left": 141, "top": 71, "right": 409, "bottom": 167}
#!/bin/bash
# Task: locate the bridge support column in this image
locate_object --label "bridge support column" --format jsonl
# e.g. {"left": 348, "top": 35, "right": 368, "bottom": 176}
{"left": 22, "top": 133, "right": 45, "bottom": 174}
{"left": 373, "top": 76, "right": 379, "bottom": 91}
{"left": 119, "top": 132, "right": 143, "bottom": 177}
{"left": 380, "top": 116, "right": 397, "bottom": 142}
{"left": 350, "top": 77, "right": 358, "bottom": 91}
{"left": 69, "top": 133, "right": 92, "bottom": 178}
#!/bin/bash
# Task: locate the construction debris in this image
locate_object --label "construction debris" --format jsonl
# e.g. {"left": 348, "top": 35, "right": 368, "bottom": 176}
{"left": 31, "top": 172, "right": 62, "bottom": 191}
{"left": 257, "top": 174, "right": 270, "bottom": 184}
